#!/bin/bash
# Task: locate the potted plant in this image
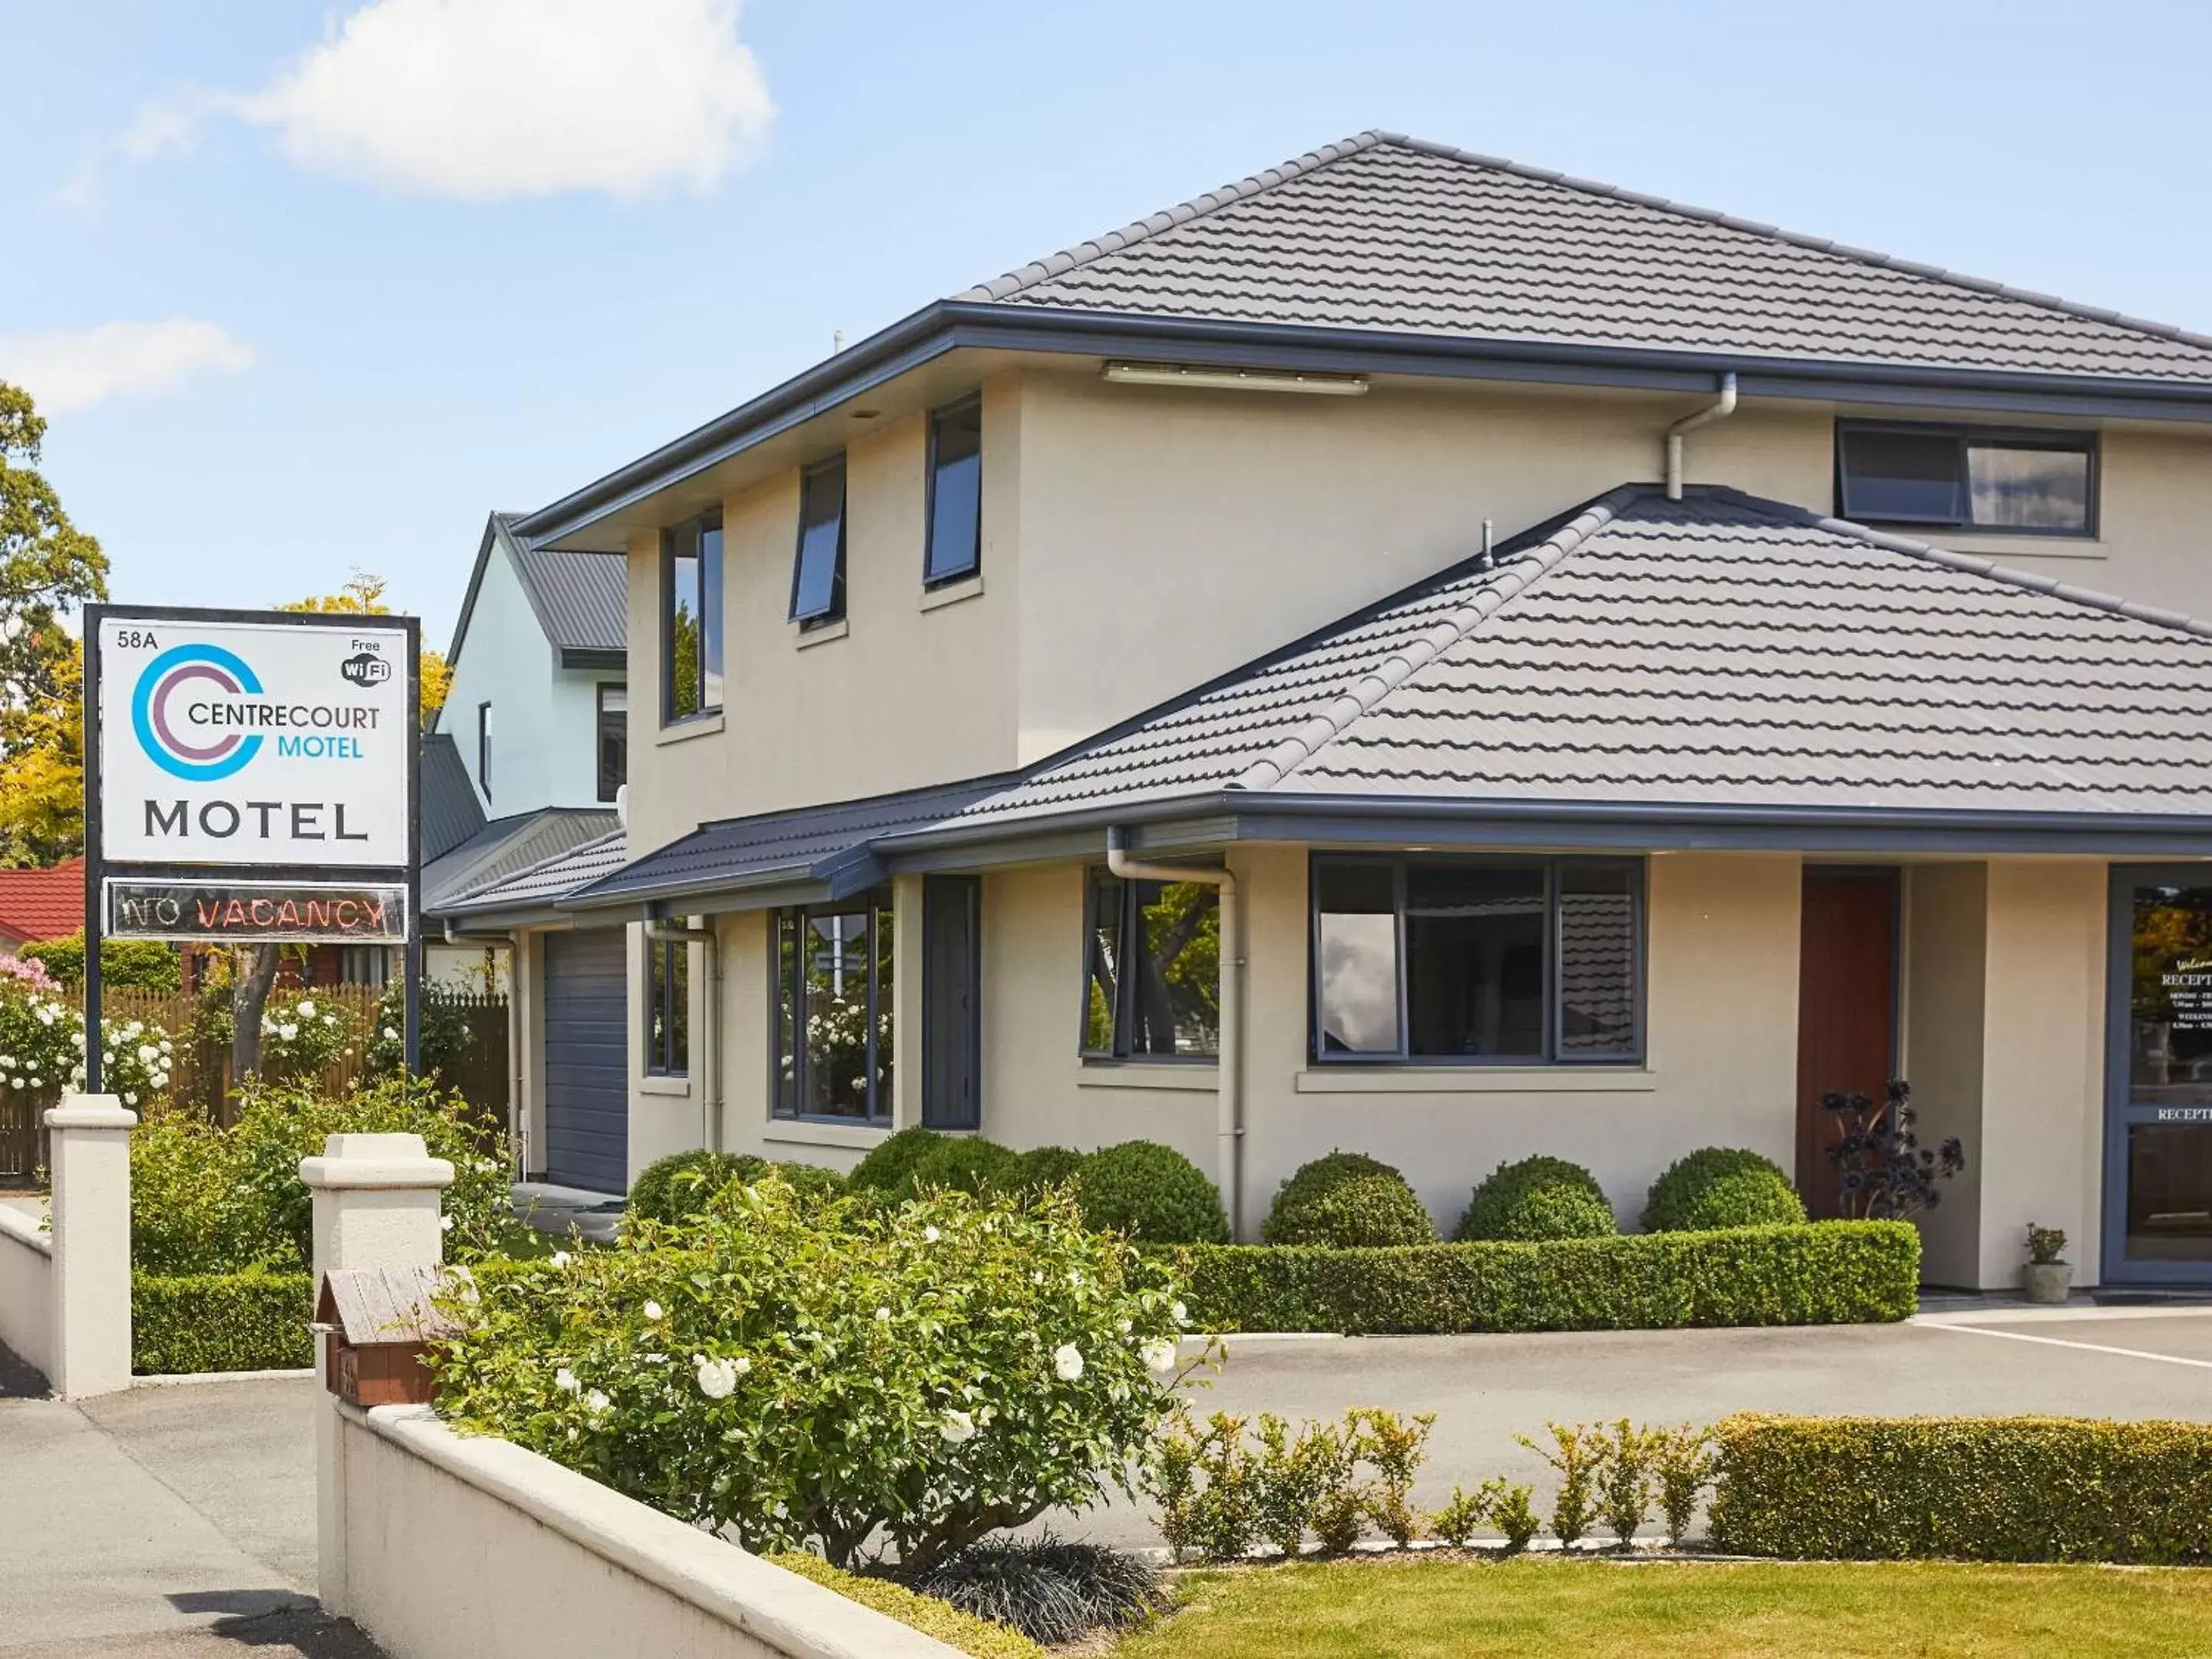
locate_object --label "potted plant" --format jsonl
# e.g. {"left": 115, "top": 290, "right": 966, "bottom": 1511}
{"left": 2023, "top": 1224, "right": 2071, "bottom": 1305}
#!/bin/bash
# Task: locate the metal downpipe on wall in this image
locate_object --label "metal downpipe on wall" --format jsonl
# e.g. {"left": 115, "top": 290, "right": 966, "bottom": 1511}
{"left": 1664, "top": 371, "right": 1738, "bottom": 500}
{"left": 1106, "top": 827, "right": 1245, "bottom": 1237}
{"left": 644, "top": 917, "right": 723, "bottom": 1154}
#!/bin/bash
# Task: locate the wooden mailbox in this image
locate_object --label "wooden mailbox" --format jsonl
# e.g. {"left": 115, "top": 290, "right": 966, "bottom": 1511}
{"left": 315, "top": 1265, "right": 460, "bottom": 1407}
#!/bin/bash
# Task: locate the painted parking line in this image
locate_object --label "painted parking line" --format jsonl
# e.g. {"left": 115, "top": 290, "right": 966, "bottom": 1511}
{"left": 1923, "top": 1322, "right": 2212, "bottom": 1370}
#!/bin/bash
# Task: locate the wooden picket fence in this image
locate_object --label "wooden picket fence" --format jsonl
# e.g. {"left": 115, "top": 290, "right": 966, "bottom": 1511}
{"left": 0, "top": 985, "right": 509, "bottom": 1184}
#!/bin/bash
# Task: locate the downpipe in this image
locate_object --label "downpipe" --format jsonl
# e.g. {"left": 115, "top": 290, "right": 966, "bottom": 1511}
{"left": 1106, "top": 826, "right": 1244, "bottom": 1238}
{"left": 644, "top": 917, "right": 724, "bottom": 1154}
{"left": 1664, "top": 371, "right": 1738, "bottom": 500}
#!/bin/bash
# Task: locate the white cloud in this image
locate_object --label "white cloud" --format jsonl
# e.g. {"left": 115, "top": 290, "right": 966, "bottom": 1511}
{"left": 70, "top": 0, "right": 773, "bottom": 204}
{"left": 0, "top": 320, "right": 257, "bottom": 415}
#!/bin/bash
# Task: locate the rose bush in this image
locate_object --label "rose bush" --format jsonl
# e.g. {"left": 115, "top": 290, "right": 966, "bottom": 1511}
{"left": 0, "top": 975, "right": 174, "bottom": 1111}
{"left": 256, "top": 990, "right": 356, "bottom": 1078}
{"left": 432, "top": 1178, "right": 1207, "bottom": 1572}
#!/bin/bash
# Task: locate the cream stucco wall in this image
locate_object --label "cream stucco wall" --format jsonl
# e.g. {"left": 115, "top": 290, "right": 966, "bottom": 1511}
{"left": 1902, "top": 863, "right": 1990, "bottom": 1289}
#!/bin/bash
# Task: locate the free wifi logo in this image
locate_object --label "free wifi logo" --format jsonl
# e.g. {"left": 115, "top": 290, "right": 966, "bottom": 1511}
{"left": 131, "top": 644, "right": 265, "bottom": 782}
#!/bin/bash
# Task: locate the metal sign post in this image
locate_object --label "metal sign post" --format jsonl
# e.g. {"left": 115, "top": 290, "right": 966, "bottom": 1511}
{"left": 84, "top": 604, "right": 421, "bottom": 1096}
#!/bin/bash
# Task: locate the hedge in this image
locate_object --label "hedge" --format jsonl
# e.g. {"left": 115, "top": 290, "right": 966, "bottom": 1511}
{"left": 767, "top": 1550, "right": 1046, "bottom": 1659}
{"left": 133, "top": 1270, "right": 315, "bottom": 1375}
{"left": 1169, "top": 1220, "right": 1918, "bottom": 1334}
{"left": 1710, "top": 1414, "right": 2212, "bottom": 1563}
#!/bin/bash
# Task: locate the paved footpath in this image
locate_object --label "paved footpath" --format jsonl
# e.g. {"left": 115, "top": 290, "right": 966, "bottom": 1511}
{"left": 0, "top": 1366, "right": 379, "bottom": 1657}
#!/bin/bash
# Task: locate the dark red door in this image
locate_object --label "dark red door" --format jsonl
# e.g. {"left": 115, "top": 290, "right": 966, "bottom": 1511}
{"left": 1796, "top": 868, "right": 1899, "bottom": 1218}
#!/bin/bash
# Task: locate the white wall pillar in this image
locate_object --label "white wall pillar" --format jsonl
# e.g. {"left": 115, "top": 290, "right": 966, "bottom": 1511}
{"left": 300, "top": 1132, "right": 453, "bottom": 1618}
{"left": 44, "top": 1096, "right": 137, "bottom": 1400}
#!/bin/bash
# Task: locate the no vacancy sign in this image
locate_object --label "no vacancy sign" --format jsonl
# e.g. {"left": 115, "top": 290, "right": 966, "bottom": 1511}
{"left": 94, "top": 613, "right": 413, "bottom": 868}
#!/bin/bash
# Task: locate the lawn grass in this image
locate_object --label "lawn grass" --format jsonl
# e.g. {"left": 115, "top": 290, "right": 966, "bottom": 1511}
{"left": 1112, "top": 1555, "right": 2212, "bottom": 1658}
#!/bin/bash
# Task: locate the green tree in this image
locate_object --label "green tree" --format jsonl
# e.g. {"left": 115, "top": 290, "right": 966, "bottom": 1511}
{"left": 277, "top": 569, "right": 452, "bottom": 727}
{"left": 0, "top": 382, "right": 107, "bottom": 866}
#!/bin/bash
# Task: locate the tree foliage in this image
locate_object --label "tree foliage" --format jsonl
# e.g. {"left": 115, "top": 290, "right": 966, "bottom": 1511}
{"left": 277, "top": 568, "right": 451, "bottom": 727}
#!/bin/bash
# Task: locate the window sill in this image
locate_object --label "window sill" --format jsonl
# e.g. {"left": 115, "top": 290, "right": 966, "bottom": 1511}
{"left": 1295, "top": 1066, "right": 1657, "bottom": 1094}
{"left": 655, "top": 712, "right": 724, "bottom": 746}
{"left": 637, "top": 1074, "right": 691, "bottom": 1098}
{"left": 919, "top": 573, "right": 984, "bottom": 612}
{"left": 793, "top": 616, "right": 848, "bottom": 649}
{"left": 764, "top": 1118, "right": 890, "bottom": 1150}
{"left": 1078, "top": 1063, "right": 1220, "bottom": 1093}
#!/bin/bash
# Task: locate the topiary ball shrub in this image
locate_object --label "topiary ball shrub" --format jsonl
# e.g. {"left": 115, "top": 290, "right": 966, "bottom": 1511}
{"left": 1018, "top": 1145, "right": 1089, "bottom": 1196}
{"left": 1454, "top": 1155, "right": 1617, "bottom": 1242}
{"left": 847, "top": 1125, "right": 946, "bottom": 1195}
{"left": 904, "top": 1532, "right": 1167, "bottom": 1646}
{"left": 773, "top": 1161, "right": 846, "bottom": 1202}
{"left": 902, "top": 1136, "right": 1025, "bottom": 1201}
{"left": 628, "top": 1151, "right": 767, "bottom": 1227}
{"left": 1075, "top": 1141, "right": 1230, "bottom": 1244}
{"left": 1642, "top": 1147, "right": 1807, "bottom": 1233}
{"left": 1261, "top": 1151, "right": 1435, "bottom": 1247}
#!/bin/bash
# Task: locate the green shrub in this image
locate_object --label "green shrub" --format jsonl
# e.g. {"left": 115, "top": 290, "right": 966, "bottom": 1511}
{"left": 19, "top": 931, "right": 181, "bottom": 991}
{"left": 133, "top": 1269, "right": 314, "bottom": 1374}
{"left": 1455, "top": 1156, "right": 1616, "bottom": 1242}
{"left": 1075, "top": 1141, "right": 1229, "bottom": 1245}
{"left": 846, "top": 1124, "right": 946, "bottom": 1194}
{"left": 436, "top": 1182, "right": 1201, "bottom": 1573}
{"left": 1643, "top": 1147, "right": 1806, "bottom": 1232}
{"left": 774, "top": 1161, "right": 846, "bottom": 1201}
{"left": 904, "top": 1533, "right": 1167, "bottom": 1647}
{"left": 904, "top": 1135, "right": 1025, "bottom": 1200}
{"left": 1017, "top": 1145, "right": 1088, "bottom": 1195}
{"left": 1710, "top": 1414, "right": 2212, "bottom": 1563}
{"left": 628, "top": 1151, "right": 766, "bottom": 1226}
{"left": 1261, "top": 1152, "right": 1435, "bottom": 1249}
{"left": 1144, "top": 1406, "right": 1432, "bottom": 1561}
{"left": 1170, "top": 1221, "right": 1920, "bottom": 1334}
{"left": 365, "top": 979, "right": 481, "bottom": 1079}
{"left": 768, "top": 1549, "right": 1046, "bottom": 1659}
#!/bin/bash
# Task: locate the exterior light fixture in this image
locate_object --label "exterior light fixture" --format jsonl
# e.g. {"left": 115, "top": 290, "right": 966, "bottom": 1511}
{"left": 1101, "top": 361, "right": 1369, "bottom": 396}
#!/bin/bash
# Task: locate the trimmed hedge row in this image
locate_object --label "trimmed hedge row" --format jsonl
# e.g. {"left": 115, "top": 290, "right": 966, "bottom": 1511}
{"left": 1711, "top": 1414, "right": 2212, "bottom": 1563}
{"left": 1170, "top": 1220, "right": 1919, "bottom": 1334}
{"left": 133, "top": 1270, "right": 314, "bottom": 1375}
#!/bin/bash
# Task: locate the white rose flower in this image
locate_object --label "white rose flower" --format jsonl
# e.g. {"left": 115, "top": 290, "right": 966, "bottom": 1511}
{"left": 123, "top": 1093, "right": 137, "bottom": 1107}
{"left": 1053, "top": 1343, "right": 1084, "bottom": 1382}
{"left": 1172, "top": 1301, "right": 1189, "bottom": 1327}
{"left": 137, "top": 1045, "right": 158, "bottom": 1065}
{"left": 644, "top": 1300, "right": 664, "bottom": 1322}
{"left": 695, "top": 1356, "right": 739, "bottom": 1400}
{"left": 550, "top": 1250, "right": 571, "bottom": 1269}
{"left": 584, "top": 1389, "right": 611, "bottom": 1416}
{"left": 440, "top": 1215, "right": 455, "bottom": 1233}
{"left": 383, "top": 1026, "right": 399, "bottom": 1041}
{"left": 875, "top": 1306, "right": 891, "bottom": 1323}
{"left": 325, "top": 1015, "right": 337, "bottom": 1027}
{"left": 922, "top": 1225, "right": 940, "bottom": 1244}
{"left": 279, "top": 1024, "right": 298, "bottom": 1041}
{"left": 1142, "top": 1337, "right": 1178, "bottom": 1373}
{"left": 938, "top": 1408, "right": 976, "bottom": 1445}
{"left": 731, "top": 1355, "right": 750, "bottom": 1374}
{"left": 554, "top": 1367, "right": 580, "bottom": 1394}
{"left": 298, "top": 999, "right": 317, "bottom": 1018}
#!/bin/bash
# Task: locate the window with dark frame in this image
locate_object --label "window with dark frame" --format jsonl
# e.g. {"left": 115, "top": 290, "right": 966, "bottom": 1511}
{"left": 1081, "top": 871, "right": 1220, "bottom": 1061}
{"left": 662, "top": 515, "right": 725, "bottom": 723}
{"left": 790, "top": 455, "right": 848, "bottom": 627}
{"left": 923, "top": 396, "right": 982, "bottom": 586}
{"left": 1310, "top": 855, "right": 1642, "bottom": 1065}
{"left": 772, "top": 890, "right": 895, "bottom": 1123}
{"left": 595, "top": 684, "right": 628, "bottom": 803}
{"left": 1836, "top": 421, "right": 2096, "bottom": 535}
{"left": 475, "top": 700, "right": 491, "bottom": 796}
{"left": 646, "top": 935, "right": 689, "bottom": 1077}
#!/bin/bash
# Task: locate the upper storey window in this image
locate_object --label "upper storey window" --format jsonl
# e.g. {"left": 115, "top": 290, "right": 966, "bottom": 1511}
{"left": 924, "top": 396, "right": 982, "bottom": 585}
{"left": 663, "top": 514, "right": 724, "bottom": 724}
{"left": 790, "top": 455, "right": 848, "bottom": 628}
{"left": 1837, "top": 422, "right": 2096, "bottom": 536}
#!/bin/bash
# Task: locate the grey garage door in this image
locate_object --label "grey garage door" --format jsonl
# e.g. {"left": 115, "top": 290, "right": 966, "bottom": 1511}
{"left": 542, "top": 929, "right": 629, "bottom": 1194}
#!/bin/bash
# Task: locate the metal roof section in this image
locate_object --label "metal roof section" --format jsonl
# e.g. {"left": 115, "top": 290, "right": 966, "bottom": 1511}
{"left": 446, "top": 512, "right": 629, "bottom": 667}
{"left": 439, "top": 829, "right": 629, "bottom": 927}
{"left": 424, "top": 807, "right": 620, "bottom": 916}
{"left": 419, "top": 733, "right": 487, "bottom": 865}
{"left": 965, "top": 133, "right": 2212, "bottom": 383}
{"left": 935, "top": 484, "right": 2212, "bottom": 828}
{"left": 564, "top": 777, "right": 1009, "bottom": 913}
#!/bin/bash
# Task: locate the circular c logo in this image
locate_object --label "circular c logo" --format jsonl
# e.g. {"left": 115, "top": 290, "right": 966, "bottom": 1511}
{"left": 131, "top": 644, "right": 265, "bottom": 782}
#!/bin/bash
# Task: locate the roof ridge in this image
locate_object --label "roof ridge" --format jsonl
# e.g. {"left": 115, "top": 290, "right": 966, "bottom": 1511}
{"left": 1233, "top": 485, "right": 1638, "bottom": 791}
{"left": 956, "top": 132, "right": 1389, "bottom": 303}
{"left": 1689, "top": 485, "right": 2212, "bottom": 643}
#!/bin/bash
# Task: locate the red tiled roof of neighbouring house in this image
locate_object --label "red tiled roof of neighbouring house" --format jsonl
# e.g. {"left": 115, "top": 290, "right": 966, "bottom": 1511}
{"left": 0, "top": 858, "right": 84, "bottom": 945}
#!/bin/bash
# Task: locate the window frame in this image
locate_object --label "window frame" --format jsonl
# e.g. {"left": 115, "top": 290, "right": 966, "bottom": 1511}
{"left": 1077, "top": 868, "right": 1222, "bottom": 1065}
{"left": 790, "top": 453, "right": 849, "bottom": 628}
{"left": 475, "top": 700, "right": 491, "bottom": 796}
{"left": 1306, "top": 852, "right": 1647, "bottom": 1068}
{"left": 1834, "top": 419, "right": 2099, "bottom": 538}
{"left": 645, "top": 935, "right": 689, "bottom": 1078}
{"left": 770, "top": 889, "right": 896, "bottom": 1127}
{"left": 922, "top": 394, "right": 983, "bottom": 588}
{"left": 594, "top": 683, "right": 628, "bottom": 803}
{"left": 660, "top": 512, "right": 725, "bottom": 725}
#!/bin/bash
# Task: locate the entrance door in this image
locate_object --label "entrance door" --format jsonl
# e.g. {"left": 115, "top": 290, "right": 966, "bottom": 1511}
{"left": 2104, "top": 869, "right": 2212, "bottom": 1286}
{"left": 1796, "top": 867, "right": 1899, "bottom": 1218}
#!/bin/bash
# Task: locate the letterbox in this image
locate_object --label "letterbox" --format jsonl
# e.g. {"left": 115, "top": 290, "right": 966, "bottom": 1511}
{"left": 314, "top": 1265, "right": 460, "bottom": 1407}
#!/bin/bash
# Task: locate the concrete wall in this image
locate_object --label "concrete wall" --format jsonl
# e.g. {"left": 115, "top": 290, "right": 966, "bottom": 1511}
{"left": 0, "top": 1204, "right": 54, "bottom": 1385}
{"left": 338, "top": 1405, "right": 963, "bottom": 1659}
{"left": 439, "top": 538, "right": 619, "bottom": 816}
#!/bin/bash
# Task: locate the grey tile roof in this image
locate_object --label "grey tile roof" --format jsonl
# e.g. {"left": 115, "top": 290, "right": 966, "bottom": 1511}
{"left": 424, "top": 807, "right": 620, "bottom": 915}
{"left": 567, "top": 777, "right": 1008, "bottom": 909}
{"left": 419, "top": 733, "right": 486, "bottom": 863}
{"left": 939, "top": 485, "right": 2212, "bottom": 826}
{"left": 442, "top": 829, "right": 628, "bottom": 918}
{"left": 963, "top": 134, "right": 2212, "bottom": 384}
{"left": 505, "top": 516, "right": 628, "bottom": 654}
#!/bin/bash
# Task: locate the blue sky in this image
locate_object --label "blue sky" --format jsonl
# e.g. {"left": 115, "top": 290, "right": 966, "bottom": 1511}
{"left": 8, "top": 0, "right": 2211, "bottom": 639}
